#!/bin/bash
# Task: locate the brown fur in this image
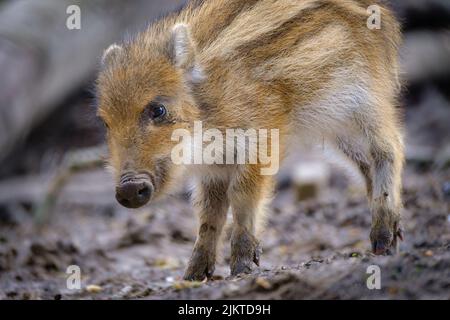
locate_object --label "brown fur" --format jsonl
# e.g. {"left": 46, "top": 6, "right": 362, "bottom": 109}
{"left": 97, "top": 0, "right": 404, "bottom": 280}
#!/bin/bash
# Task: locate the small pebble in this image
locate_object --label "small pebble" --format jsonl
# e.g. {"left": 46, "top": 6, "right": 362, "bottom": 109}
{"left": 388, "top": 286, "right": 399, "bottom": 295}
{"left": 442, "top": 181, "right": 450, "bottom": 196}
{"left": 86, "top": 284, "right": 102, "bottom": 293}
{"left": 173, "top": 280, "right": 203, "bottom": 291}
{"left": 255, "top": 277, "right": 272, "bottom": 290}
{"left": 424, "top": 250, "right": 433, "bottom": 257}
{"left": 119, "top": 285, "right": 133, "bottom": 296}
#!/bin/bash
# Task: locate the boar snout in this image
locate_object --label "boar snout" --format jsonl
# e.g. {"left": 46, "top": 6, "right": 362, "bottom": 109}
{"left": 115, "top": 173, "right": 153, "bottom": 209}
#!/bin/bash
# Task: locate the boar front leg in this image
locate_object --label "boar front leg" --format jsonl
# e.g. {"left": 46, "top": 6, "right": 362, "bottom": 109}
{"left": 229, "top": 166, "right": 272, "bottom": 276}
{"left": 184, "top": 177, "right": 230, "bottom": 281}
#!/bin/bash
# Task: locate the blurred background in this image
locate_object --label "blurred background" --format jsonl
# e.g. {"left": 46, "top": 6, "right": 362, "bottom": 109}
{"left": 0, "top": 0, "right": 449, "bottom": 300}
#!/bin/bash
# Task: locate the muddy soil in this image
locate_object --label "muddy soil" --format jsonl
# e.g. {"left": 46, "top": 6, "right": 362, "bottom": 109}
{"left": 0, "top": 156, "right": 448, "bottom": 300}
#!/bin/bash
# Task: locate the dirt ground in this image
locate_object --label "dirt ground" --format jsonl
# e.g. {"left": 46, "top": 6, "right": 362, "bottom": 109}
{"left": 0, "top": 144, "right": 449, "bottom": 299}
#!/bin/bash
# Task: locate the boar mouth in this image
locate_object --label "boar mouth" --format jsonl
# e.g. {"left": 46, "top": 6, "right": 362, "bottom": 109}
{"left": 115, "top": 171, "right": 155, "bottom": 209}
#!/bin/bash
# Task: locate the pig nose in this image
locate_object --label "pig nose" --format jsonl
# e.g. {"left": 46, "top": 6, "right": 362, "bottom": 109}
{"left": 115, "top": 180, "right": 152, "bottom": 209}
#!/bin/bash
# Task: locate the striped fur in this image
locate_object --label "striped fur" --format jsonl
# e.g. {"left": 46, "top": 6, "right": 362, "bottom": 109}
{"left": 97, "top": 0, "right": 404, "bottom": 279}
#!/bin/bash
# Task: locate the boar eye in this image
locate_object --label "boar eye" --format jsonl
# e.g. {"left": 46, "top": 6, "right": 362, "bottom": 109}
{"left": 99, "top": 117, "right": 110, "bottom": 130}
{"left": 152, "top": 104, "right": 166, "bottom": 118}
{"left": 143, "top": 102, "right": 167, "bottom": 122}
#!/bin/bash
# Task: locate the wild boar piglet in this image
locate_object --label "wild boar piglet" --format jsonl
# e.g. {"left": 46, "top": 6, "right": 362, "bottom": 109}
{"left": 97, "top": 0, "right": 404, "bottom": 280}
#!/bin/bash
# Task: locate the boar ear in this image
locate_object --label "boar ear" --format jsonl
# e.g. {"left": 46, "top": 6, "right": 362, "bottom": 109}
{"left": 102, "top": 43, "right": 123, "bottom": 66}
{"left": 169, "top": 23, "right": 205, "bottom": 83}
{"left": 170, "top": 23, "right": 196, "bottom": 70}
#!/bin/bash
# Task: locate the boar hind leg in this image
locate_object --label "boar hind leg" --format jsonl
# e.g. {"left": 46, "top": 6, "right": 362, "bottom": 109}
{"left": 336, "top": 137, "right": 373, "bottom": 199}
{"left": 229, "top": 166, "right": 271, "bottom": 275}
{"left": 338, "top": 110, "right": 404, "bottom": 255}
{"left": 184, "top": 178, "right": 230, "bottom": 281}
{"left": 367, "top": 122, "right": 404, "bottom": 255}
